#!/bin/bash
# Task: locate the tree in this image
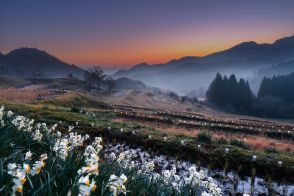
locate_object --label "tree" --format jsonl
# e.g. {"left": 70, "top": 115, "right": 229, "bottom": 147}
{"left": 258, "top": 73, "right": 294, "bottom": 104}
{"left": 84, "top": 71, "right": 93, "bottom": 91}
{"left": 258, "top": 77, "right": 271, "bottom": 98}
{"left": 227, "top": 74, "right": 238, "bottom": 106}
{"left": 206, "top": 73, "right": 255, "bottom": 112}
{"left": 105, "top": 77, "right": 115, "bottom": 91}
{"left": 84, "top": 66, "right": 107, "bottom": 91}
{"left": 206, "top": 73, "right": 224, "bottom": 105}
{"left": 90, "top": 66, "right": 106, "bottom": 89}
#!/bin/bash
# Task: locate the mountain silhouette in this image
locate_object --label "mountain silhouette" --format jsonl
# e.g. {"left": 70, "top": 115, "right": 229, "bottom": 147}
{"left": 258, "top": 60, "right": 294, "bottom": 77}
{"left": 0, "top": 47, "right": 85, "bottom": 78}
{"left": 113, "top": 35, "right": 294, "bottom": 94}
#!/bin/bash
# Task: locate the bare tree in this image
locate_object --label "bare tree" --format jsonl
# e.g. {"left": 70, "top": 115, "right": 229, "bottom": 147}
{"left": 84, "top": 66, "right": 107, "bottom": 91}
{"left": 105, "top": 77, "right": 115, "bottom": 91}
{"left": 84, "top": 71, "right": 92, "bottom": 91}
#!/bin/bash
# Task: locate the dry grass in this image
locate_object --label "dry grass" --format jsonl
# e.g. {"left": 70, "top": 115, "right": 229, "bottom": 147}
{"left": 113, "top": 117, "right": 294, "bottom": 153}
{"left": 0, "top": 88, "right": 52, "bottom": 103}
{"left": 213, "top": 132, "right": 294, "bottom": 152}
{"left": 112, "top": 118, "right": 200, "bottom": 137}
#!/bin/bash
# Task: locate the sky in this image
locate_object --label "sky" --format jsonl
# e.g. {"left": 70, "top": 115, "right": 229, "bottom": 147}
{"left": 1, "top": 0, "right": 294, "bottom": 68}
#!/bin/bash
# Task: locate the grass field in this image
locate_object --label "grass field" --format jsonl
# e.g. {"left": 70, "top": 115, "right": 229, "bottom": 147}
{"left": 1, "top": 92, "right": 294, "bottom": 195}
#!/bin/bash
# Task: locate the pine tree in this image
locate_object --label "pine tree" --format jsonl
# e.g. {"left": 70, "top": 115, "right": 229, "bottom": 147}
{"left": 206, "top": 73, "right": 225, "bottom": 105}
{"left": 258, "top": 73, "right": 294, "bottom": 104}
{"left": 206, "top": 73, "right": 255, "bottom": 112}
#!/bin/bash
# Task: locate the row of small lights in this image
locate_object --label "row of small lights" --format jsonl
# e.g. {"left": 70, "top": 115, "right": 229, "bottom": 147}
{"left": 111, "top": 103, "right": 294, "bottom": 130}
{"left": 113, "top": 104, "right": 294, "bottom": 129}
{"left": 112, "top": 110, "right": 293, "bottom": 135}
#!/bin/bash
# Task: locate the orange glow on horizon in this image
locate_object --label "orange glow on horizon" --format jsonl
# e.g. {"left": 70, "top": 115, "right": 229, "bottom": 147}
{"left": 2, "top": 0, "right": 294, "bottom": 69}
{"left": 51, "top": 32, "right": 293, "bottom": 68}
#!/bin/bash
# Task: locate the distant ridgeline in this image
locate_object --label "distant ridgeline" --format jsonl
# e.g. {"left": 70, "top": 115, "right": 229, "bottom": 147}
{"left": 257, "top": 60, "right": 294, "bottom": 78}
{"left": 112, "top": 35, "right": 294, "bottom": 94}
{"left": 207, "top": 72, "right": 294, "bottom": 118}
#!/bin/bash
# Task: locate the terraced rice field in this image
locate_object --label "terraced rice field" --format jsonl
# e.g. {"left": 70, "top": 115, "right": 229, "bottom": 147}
{"left": 1, "top": 92, "right": 293, "bottom": 195}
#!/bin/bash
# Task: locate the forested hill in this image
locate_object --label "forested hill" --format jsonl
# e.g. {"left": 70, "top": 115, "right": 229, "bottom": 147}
{"left": 258, "top": 73, "right": 294, "bottom": 104}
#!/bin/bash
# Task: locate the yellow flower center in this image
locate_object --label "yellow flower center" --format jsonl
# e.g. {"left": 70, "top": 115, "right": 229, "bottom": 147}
{"left": 92, "top": 184, "right": 97, "bottom": 192}
{"left": 86, "top": 179, "right": 90, "bottom": 186}
{"left": 21, "top": 178, "right": 27, "bottom": 185}
{"left": 85, "top": 166, "right": 91, "bottom": 171}
{"left": 36, "top": 168, "right": 41, "bottom": 174}
{"left": 26, "top": 166, "right": 31, "bottom": 174}
{"left": 16, "top": 185, "right": 23, "bottom": 193}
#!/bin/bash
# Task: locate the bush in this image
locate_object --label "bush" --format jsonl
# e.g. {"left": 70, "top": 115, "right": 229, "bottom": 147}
{"left": 42, "top": 104, "right": 49, "bottom": 110}
{"left": 265, "top": 147, "right": 277, "bottom": 154}
{"left": 71, "top": 106, "right": 82, "bottom": 113}
{"left": 230, "top": 139, "right": 250, "bottom": 149}
{"left": 197, "top": 131, "right": 212, "bottom": 144}
{"left": 215, "top": 137, "right": 227, "bottom": 144}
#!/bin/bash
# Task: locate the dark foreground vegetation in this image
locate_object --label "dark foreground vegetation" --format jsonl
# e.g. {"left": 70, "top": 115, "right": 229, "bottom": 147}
{"left": 1, "top": 93, "right": 293, "bottom": 185}
{"left": 0, "top": 105, "right": 209, "bottom": 195}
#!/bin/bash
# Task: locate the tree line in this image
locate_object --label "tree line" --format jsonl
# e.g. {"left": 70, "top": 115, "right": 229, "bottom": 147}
{"left": 206, "top": 73, "right": 254, "bottom": 112}
{"left": 84, "top": 66, "right": 115, "bottom": 91}
{"left": 258, "top": 73, "right": 294, "bottom": 104}
{"left": 206, "top": 72, "right": 294, "bottom": 118}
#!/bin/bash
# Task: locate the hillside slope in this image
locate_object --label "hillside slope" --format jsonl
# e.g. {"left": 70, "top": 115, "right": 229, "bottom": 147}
{"left": 0, "top": 47, "right": 85, "bottom": 78}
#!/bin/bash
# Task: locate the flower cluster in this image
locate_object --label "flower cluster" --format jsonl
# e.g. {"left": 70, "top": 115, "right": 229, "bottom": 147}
{"left": 186, "top": 166, "right": 221, "bottom": 196}
{"left": 2, "top": 105, "right": 225, "bottom": 195}
{"left": 117, "top": 152, "right": 126, "bottom": 163}
{"left": 68, "top": 132, "right": 89, "bottom": 149}
{"left": 162, "top": 166, "right": 177, "bottom": 183}
{"left": 36, "top": 122, "right": 47, "bottom": 132}
{"left": 33, "top": 129, "right": 43, "bottom": 141}
{"left": 9, "top": 112, "right": 53, "bottom": 143}
{"left": 53, "top": 138, "right": 69, "bottom": 160}
{"left": 77, "top": 137, "right": 103, "bottom": 195}
{"left": 143, "top": 161, "right": 155, "bottom": 173}
{"left": 0, "top": 105, "right": 5, "bottom": 121}
{"left": 104, "top": 145, "right": 222, "bottom": 195}
{"left": 30, "top": 154, "right": 48, "bottom": 176}
{"left": 53, "top": 132, "right": 89, "bottom": 160}
{"left": 7, "top": 152, "right": 47, "bottom": 195}
{"left": 106, "top": 174, "right": 128, "bottom": 196}
{"left": 7, "top": 163, "right": 29, "bottom": 194}
{"left": 77, "top": 174, "right": 97, "bottom": 196}
{"left": 68, "top": 125, "right": 74, "bottom": 132}
{"left": 11, "top": 115, "right": 34, "bottom": 132}
{"left": 0, "top": 106, "right": 14, "bottom": 126}
{"left": 48, "top": 123, "right": 58, "bottom": 133}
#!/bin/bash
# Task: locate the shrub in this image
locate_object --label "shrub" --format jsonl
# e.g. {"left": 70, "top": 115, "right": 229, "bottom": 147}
{"left": 215, "top": 137, "right": 227, "bottom": 144}
{"left": 230, "top": 139, "right": 250, "bottom": 149}
{"left": 265, "top": 147, "right": 277, "bottom": 154}
{"left": 71, "top": 106, "right": 82, "bottom": 113}
{"left": 197, "top": 131, "right": 212, "bottom": 144}
{"left": 42, "top": 104, "right": 49, "bottom": 110}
